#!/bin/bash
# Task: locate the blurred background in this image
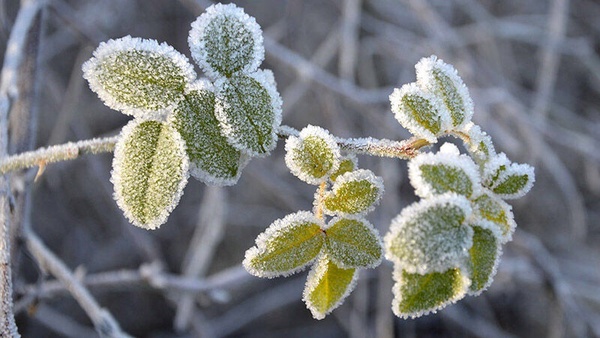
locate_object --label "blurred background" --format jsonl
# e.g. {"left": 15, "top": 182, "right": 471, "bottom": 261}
{"left": 1, "top": 0, "right": 599, "bottom": 337}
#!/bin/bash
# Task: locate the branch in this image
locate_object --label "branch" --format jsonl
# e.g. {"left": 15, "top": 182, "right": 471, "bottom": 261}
{"left": 0, "top": 136, "right": 119, "bottom": 175}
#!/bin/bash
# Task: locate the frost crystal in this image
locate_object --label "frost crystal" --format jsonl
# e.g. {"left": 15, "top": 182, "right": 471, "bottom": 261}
{"left": 408, "top": 143, "right": 481, "bottom": 198}
{"left": 82, "top": 35, "right": 196, "bottom": 119}
{"left": 214, "top": 71, "right": 282, "bottom": 156}
{"left": 385, "top": 194, "right": 473, "bottom": 274}
{"left": 416, "top": 55, "right": 474, "bottom": 129}
{"left": 323, "top": 169, "right": 384, "bottom": 217}
{"left": 472, "top": 191, "right": 516, "bottom": 243}
{"left": 285, "top": 125, "right": 341, "bottom": 185}
{"left": 467, "top": 223, "right": 502, "bottom": 295}
{"left": 325, "top": 217, "right": 383, "bottom": 269}
{"left": 303, "top": 254, "right": 358, "bottom": 320}
{"left": 168, "top": 80, "right": 249, "bottom": 186}
{"left": 389, "top": 83, "right": 451, "bottom": 143}
{"left": 460, "top": 122, "right": 496, "bottom": 163}
{"left": 189, "top": 3, "right": 264, "bottom": 78}
{"left": 111, "top": 119, "right": 190, "bottom": 230}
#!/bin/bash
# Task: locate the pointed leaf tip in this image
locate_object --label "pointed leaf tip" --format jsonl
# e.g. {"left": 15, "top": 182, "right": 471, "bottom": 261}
{"left": 112, "top": 119, "right": 189, "bottom": 230}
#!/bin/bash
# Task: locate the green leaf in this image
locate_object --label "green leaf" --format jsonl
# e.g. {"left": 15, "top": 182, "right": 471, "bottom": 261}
{"left": 243, "top": 211, "right": 325, "bottom": 277}
{"left": 284, "top": 125, "right": 341, "bottom": 185}
{"left": 169, "top": 81, "right": 248, "bottom": 186}
{"left": 329, "top": 155, "right": 357, "bottom": 182}
{"left": 461, "top": 122, "right": 496, "bottom": 164}
{"left": 384, "top": 194, "right": 473, "bottom": 274}
{"left": 468, "top": 225, "right": 502, "bottom": 295}
{"left": 392, "top": 267, "right": 469, "bottom": 318}
{"left": 416, "top": 56, "right": 473, "bottom": 129}
{"left": 189, "top": 3, "right": 264, "bottom": 78}
{"left": 82, "top": 36, "right": 196, "bottom": 119}
{"left": 409, "top": 143, "right": 480, "bottom": 198}
{"left": 325, "top": 217, "right": 382, "bottom": 269}
{"left": 323, "top": 169, "right": 384, "bottom": 216}
{"left": 472, "top": 192, "right": 516, "bottom": 243}
{"left": 215, "top": 71, "right": 282, "bottom": 156}
{"left": 303, "top": 255, "right": 357, "bottom": 320}
{"left": 389, "top": 83, "right": 449, "bottom": 142}
{"left": 112, "top": 120, "right": 189, "bottom": 230}
{"left": 491, "top": 163, "right": 535, "bottom": 199}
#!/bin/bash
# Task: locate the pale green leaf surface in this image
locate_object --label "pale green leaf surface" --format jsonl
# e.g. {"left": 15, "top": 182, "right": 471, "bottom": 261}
{"left": 188, "top": 3, "right": 264, "bottom": 78}
{"left": 82, "top": 36, "right": 195, "bottom": 119}
{"left": 285, "top": 125, "right": 341, "bottom": 185}
{"left": 112, "top": 120, "right": 189, "bottom": 230}
{"left": 325, "top": 217, "right": 382, "bottom": 269}
{"left": 303, "top": 255, "right": 357, "bottom": 320}
{"left": 468, "top": 224, "right": 502, "bottom": 295}
{"left": 409, "top": 143, "right": 480, "bottom": 198}
{"left": 330, "top": 155, "right": 357, "bottom": 182}
{"left": 472, "top": 192, "right": 516, "bottom": 243}
{"left": 385, "top": 194, "right": 473, "bottom": 274}
{"left": 392, "top": 267, "right": 469, "bottom": 318}
{"left": 215, "top": 71, "right": 282, "bottom": 156}
{"left": 323, "top": 169, "right": 384, "bottom": 216}
{"left": 415, "top": 55, "right": 473, "bottom": 129}
{"left": 169, "top": 80, "right": 248, "bottom": 186}
{"left": 243, "top": 211, "right": 325, "bottom": 278}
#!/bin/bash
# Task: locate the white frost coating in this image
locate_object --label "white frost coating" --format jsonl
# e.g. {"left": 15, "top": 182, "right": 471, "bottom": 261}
{"left": 472, "top": 190, "right": 517, "bottom": 243}
{"left": 384, "top": 194, "right": 473, "bottom": 274}
{"left": 82, "top": 35, "right": 196, "bottom": 119}
{"left": 188, "top": 3, "right": 264, "bottom": 79}
{"left": 111, "top": 119, "right": 190, "bottom": 230}
{"left": 302, "top": 254, "right": 359, "bottom": 320}
{"left": 325, "top": 216, "right": 383, "bottom": 269}
{"left": 251, "top": 69, "right": 283, "bottom": 137}
{"left": 460, "top": 122, "right": 496, "bottom": 162}
{"left": 243, "top": 211, "right": 325, "bottom": 278}
{"left": 389, "top": 83, "right": 451, "bottom": 143}
{"left": 285, "top": 125, "right": 341, "bottom": 185}
{"left": 482, "top": 152, "right": 510, "bottom": 187}
{"left": 466, "top": 221, "right": 503, "bottom": 296}
{"left": 322, "top": 169, "right": 385, "bottom": 217}
{"left": 492, "top": 162, "right": 535, "bottom": 200}
{"left": 391, "top": 265, "right": 470, "bottom": 319}
{"left": 415, "top": 55, "right": 474, "bottom": 130}
{"left": 408, "top": 142, "right": 481, "bottom": 199}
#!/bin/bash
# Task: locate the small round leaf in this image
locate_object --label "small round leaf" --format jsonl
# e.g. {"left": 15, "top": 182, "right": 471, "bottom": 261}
{"left": 323, "top": 169, "right": 384, "bottom": 216}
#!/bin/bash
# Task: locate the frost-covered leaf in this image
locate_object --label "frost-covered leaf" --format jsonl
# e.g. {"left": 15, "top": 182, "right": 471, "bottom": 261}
{"left": 385, "top": 194, "right": 473, "bottom": 274}
{"left": 303, "top": 254, "right": 357, "bottom": 320}
{"left": 472, "top": 192, "right": 516, "bottom": 243}
{"left": 460, "top": 122, "right": 496, "bottom": 163}
{"left": 189, "top": 3, "right": 264, "bottom": 78}
{"left": 323, "top": 169, "right": 384, "bottom": 216}
{"left": 215, "top": 70, "right": 282, "bottom": 156}
{"left": 392, "top": 266, "right": 469, "bottom": 319}
{"left": 169, "top": 80, "right": 248, "bottom": 186}
{"left": 325, "top": 217, "right": 382, "bottom": 269}
{"left": 330, "top": 154, "right": 357, "bottom": 182}
{"left": 83, "top": 36, "right": 196, "bottom": 119}
{"left": 467, "top": 223, "right": 502, "bottom": 295}
{"left": 389, "top": 83, "right": 450, "bottom": 143}
{"left": 112, "top": 120, "right": 189, "bottom": 230}
{"left": 243, "top": 211, "right": 325, "bottom": 278}
{"left": 285, "top": 125, "right": 341, "bottom": 185}
{"left": 416, "top": 55, "right": 473, "bottom": 129}
{"left": 409, "top": 143, "right": 480, "bottom": 198}
{"left": 482, "top": 152, "right": 535, "bottom": 198}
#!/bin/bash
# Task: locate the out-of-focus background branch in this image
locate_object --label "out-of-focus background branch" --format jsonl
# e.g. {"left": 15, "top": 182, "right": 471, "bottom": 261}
{"left": 1, "top": 0, "right": 599, "bottom": 337}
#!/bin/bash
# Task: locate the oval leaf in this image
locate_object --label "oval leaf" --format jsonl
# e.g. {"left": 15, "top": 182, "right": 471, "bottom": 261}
{"left": 169, "top": 80, "right": 249, "bottom": 186}
{"left": 392, "top": 267, "right": 469, "bottom": 319}
{"left": 243, "top": 211, "right": 325, "bottom": 278}
{"left": 409, "top": 143, "right": 480, "bottom": 198}
{"left": 330, "top": 154, "right": 357, "bottom": 182}
{"left": 325, "top": 217, "right": 382, "bottom": 269}
{"left": 467, "top": 224, "right": 502, "bottom": 295}
{"left": 472, "top": 192, "right": 516, "bottom": 243}
{"left": 112, "top": 120, "right": 189, "bottom": 229}
{"left": 303, "top": 255, "right": 357, "bottom": 320}
{"left": 416, "top": 55, "right": 473, "bottom": 129}
{"left": 323, "top": 169, "right": 384, "bottom": 216}
{"left": 82, "top": 36, "right": 196, "bottom": 119}
{"left": 189, "top": 3, "right": 264, "bottom": 78}
{"left": 491, "top": 163, "right": 535, "bottom": 199}
{"left": 215, "top": 71, "right": 282, "bottom": 156}
{"left": 384, "top": 194, "right": 473, "bottom": 274}
{"left": 389, "top": 83, "right": 450, "bottom": 142}
{"left": 285, "top": 125, "right": 341, "bottom": 185}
